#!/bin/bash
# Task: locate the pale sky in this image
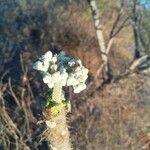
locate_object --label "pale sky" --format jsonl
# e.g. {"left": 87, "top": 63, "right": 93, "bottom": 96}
{"left": 139, "top": 0, "right": 150, "bottom": 8}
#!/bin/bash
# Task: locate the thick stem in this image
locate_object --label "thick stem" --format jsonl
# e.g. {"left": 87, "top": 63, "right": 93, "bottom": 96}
{"left": 43, "top": 83, "right": 72, "bottom": 150}
{"left": 44, "top": 108, "right": 72, "bottom": 150}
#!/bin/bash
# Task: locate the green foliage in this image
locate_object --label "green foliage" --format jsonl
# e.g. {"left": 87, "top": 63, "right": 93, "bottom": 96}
{"left": 46, "top": 101, "right": 71, "bottom": 116}
{"left": 49, "top": 104, "right": 63, "bottom": 116}
{"left": 45, "top": 100, "right": 71, "bottom": 116}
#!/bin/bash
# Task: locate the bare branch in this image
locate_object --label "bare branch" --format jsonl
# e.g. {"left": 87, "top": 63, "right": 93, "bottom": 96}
{"left": 8, "top": 79, "right": 21, "bottom": 107}
{"left": 106, "top": 38, "right": 114, "bottom": 54}
{"left": 130, "top": 55, "right": 149, "bottom": 70}
{"left": 112, "top": 16, "right": 129, "bottom": 38}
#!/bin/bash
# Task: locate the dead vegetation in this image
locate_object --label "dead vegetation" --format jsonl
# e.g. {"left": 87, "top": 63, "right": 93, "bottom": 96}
{"left": 70, "top": 74, "right": 150, "bottom": 150}
{"left": 0, "top": 0, "right": 150, "bottom": 150}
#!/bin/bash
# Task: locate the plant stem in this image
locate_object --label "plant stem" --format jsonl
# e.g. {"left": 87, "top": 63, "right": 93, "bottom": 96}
{"left": 43, "top": 83, "right": 72, "bottom": 150}
{"left": 44, "top": 107, "right": 72, "bottom": 150}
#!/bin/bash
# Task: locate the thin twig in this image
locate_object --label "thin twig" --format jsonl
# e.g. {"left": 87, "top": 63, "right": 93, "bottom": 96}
{"left": 8, "top": 79, "right": 21, "bottom": 107}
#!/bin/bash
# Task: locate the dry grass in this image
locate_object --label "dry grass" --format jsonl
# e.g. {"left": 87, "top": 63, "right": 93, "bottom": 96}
{"left": 70, "top": 74, "right": 150, "bottom": 150}
{"left": 0, "top": 0, "right": 150, "bottom": 150}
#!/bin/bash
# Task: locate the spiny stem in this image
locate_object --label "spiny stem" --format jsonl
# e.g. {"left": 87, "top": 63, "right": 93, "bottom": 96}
{"left": 44, "top": 83, "right": 72, "bottom": 150}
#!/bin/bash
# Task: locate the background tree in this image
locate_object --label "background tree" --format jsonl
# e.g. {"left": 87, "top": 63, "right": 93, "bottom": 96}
{"left": 87, "top": 0, "right": 129, "bottom": 82}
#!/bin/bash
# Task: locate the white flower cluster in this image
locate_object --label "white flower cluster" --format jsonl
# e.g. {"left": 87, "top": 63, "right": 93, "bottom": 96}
{"left": 33, "top": 51, "right": 88, "bottom": 93}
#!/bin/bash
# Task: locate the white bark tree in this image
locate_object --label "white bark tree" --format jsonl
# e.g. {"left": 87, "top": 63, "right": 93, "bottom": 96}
{"left": 87, "top": 0, "right": 128, "bottom": 82}
{"left": 87, "top": 0, "right": 112, "bottom": 81}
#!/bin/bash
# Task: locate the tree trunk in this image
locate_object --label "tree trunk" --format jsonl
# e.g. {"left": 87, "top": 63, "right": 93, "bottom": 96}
{"left": 87, "top": 0, "right": 112, "bottom": 81}
{"left": 132, "top": 0, "right": 141, "bottom": 59}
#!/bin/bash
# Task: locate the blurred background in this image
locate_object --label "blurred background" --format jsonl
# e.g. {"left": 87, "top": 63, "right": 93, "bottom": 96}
{"left": 0, "top": 0, "right": 150, "bottom": 149}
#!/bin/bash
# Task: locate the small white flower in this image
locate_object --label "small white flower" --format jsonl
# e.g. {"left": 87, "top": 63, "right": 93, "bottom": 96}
{"left": 33, "top": 50, "right": 88, "bottom": 93}
{"left": 51, "top": 55, "right": 57, "bottom": 63}
{"left": 52, "top": 72, "right": 61, "bottom": 84}
{"left": 42, "top": 51, "right": 52, "bottom": 61}
{"left": 33, "top": 61, "right": 42, "bottom": 70}
{"left": 33, "top": 61, "right": 49, "bottom": 72}
{"left": 77, "top": 60, "right": 82, "bottom": 66}
{"left": 68, "top": 61, "right": 76, "bottom": 67}
{"left": 47, "top": 82, "right": 54, "bottom": 88}
{"left": 61, "top": 71, "right": 68, "bottom": 86}
{"left": 51, "top": 64, "right": 58, "bottom": 71}
{"left": 74, "top": 66, "right": 81, "bottom": 72}
{"left": 67, "top": 75, "right": 79, "bottom": 86}
{"left": 73, "top": 83, "right": 86, "bottom": 93}
{"left": 43, "top": 60, "right": 50, "bottom": 71}
{"left": 82, "top": 68, "right": 88, "bottom": 75}
{"left": 43, "top": 73, "right": 52, "bottom": 84}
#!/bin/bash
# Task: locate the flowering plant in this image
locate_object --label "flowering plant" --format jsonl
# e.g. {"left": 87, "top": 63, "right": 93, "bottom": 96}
{"left": 33, "top": 51, "right": 88, "bottom": 114}
{"left": 33, "top": 51, "right": 88, "bottom": 149}
{"left": 33, "top": 51, "right": 88, "bottom": 93}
